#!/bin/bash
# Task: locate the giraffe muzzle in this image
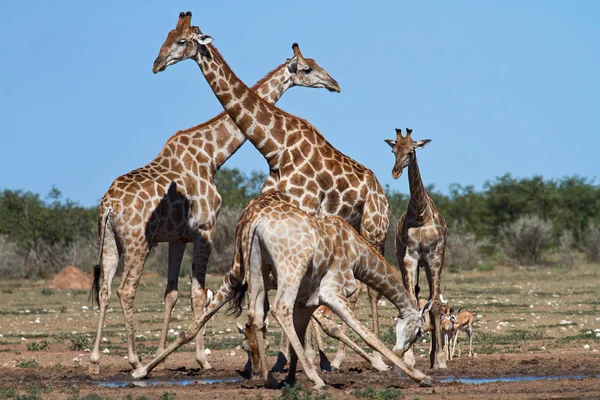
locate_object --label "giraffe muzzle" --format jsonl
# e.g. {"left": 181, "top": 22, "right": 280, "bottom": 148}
{"left": 153, "top": 57, "right": 168, "bottom": 74}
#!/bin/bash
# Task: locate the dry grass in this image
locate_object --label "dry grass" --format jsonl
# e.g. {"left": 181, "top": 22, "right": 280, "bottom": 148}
{"left": 0, "top": 261, "right": 599, "bottom": 369}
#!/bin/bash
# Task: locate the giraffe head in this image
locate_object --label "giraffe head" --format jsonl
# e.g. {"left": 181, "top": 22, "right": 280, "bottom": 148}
{"left": 286, "top": 43, "right": 340, "bottom": 92}
{"left": 152, "top": 13, "right": 341, "bottom": 93}
{"left": 393, "top": 300, "right": 432, "bottom": 356}
{"left": 384, "top": 128, "right": 431, "bottom": 179}
{"left": 152, "top": 11, "right": 213, "bottom": 74}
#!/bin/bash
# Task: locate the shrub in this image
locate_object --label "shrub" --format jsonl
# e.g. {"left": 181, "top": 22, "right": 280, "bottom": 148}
{"left": 445, "top": 225, "right": 489, "bottom": 271}
{"left": 27, "top": 341, "right": 48, "bottom": 351}
{"left": 583, "top": 223, "right": 600, "bottom": 262}
{"left": 354, "top": 387, "right": 402, "bottom": 400}
{"left": 558, "top": 230, "right": 575, "bottom": 269}
{"left": 499, "top": 215, "right": 552, "bottom": 265}
{"left": 0, "top": 235, "right": 25, "bottom": 279}
{"left": 16, "top": 359, "right": 40, "bottom": 368}
{"left": 209, "top": 206, "right": 243, "bottom": 274}
{"left": 69, "top": 335, "right": 90, "bottom": 351}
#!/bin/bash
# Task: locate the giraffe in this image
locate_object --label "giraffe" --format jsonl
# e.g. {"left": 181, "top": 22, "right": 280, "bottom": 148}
{"left": 88, "top": 37, "right": 340, "bottom": 375}
{"left": 384, "top": 128, "right": 448, "bottom": 370}
{"left": 152, "top": 11, "right": 390, "bottom": 368}
{"left": 132, "top": 191, "right": 433, "bottom": 389}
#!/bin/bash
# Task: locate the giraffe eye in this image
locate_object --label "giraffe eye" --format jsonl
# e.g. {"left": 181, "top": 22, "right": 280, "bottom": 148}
{"left": 178, "top": 39, "right": 187, "bottom": 45}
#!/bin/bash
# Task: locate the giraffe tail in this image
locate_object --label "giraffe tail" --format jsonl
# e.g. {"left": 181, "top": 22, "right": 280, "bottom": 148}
{"left": 89, "top": 207, "right": 112, "bottom": 307}
{"left": 227, "top": 218, "right": 262, "bottom": 317}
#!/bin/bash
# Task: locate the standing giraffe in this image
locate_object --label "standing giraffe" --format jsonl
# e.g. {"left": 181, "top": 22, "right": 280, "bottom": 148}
{"left": 152, "top": 11, "right": 390, "bottom": 368}
{"left": 88, "top": 38, "right": 340, "bottom": 374}
{"left": 133, "top": 191, "right": 433, "bottom": 389}
{"left": 384, "top": 128, "right": 448, "bottom": 370}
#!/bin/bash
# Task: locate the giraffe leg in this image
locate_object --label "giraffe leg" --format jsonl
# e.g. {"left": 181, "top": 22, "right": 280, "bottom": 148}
{"left": 400, "top": 249, "right": 419, "bottom": 368}
{"left": 272, "top": 304, "right": 324, "bottom": 389}
{"left": 330, "top": 282, "right": 362, "bottom": 369}
{"left": 311, "top": 316, "right": 332, "bottom": 372}
{"left": 191, "top": 232, "right": 214, "bottom": 369}
{"left": 367, "top": 286, "right": 385, "bottom": 366}
{"left": 305, "top": 318, "right": 316, "bottom": 363}
{"left": 117, "top": 247, "right": 150, "bottom": 372}
{"left": 156, "top": 242, "right": 186, "bottom": 369}
{"left": 271, "top": 327, "right": 289, "bottom": 373}
{"left": 313, "top": 306, "right": 387, "bottom": 371}
{"left": 269, "top": 279, "right": 325, "bottom": 390}
{"left": 359, "top": 192, "right": 390, "bottom": 368}
{"left": 246, "top": 268, "right": 271, "bottom": 382}
{"left": 89, "top": 230, "right": 119, "bottom": 375}
{"left": 133, "top": 260, "right": 243, "bottom": 378}
{"left": 320, "top": 292, "right": 432, "bottom": 387}
{"left": 427, "top": 259, "right": 447, "bottom": 370}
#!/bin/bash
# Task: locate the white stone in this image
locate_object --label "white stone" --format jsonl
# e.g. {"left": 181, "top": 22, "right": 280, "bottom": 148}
{"left": 229, "top": 351, "right": 236, "bottom": 356}
{"left": 586, "top": 331, "right": 593, "bottom": 335}
{"left": 204, "top": 348, "right": 211, "bottom": 355}
{"left": 177, "top": 326, "right": 182, "bottom": 330}
{"left": 102, "top": 348, "right": 110, "bottom": 354}
{"left": 102, "top": 337, "right": 109, "bottom": 342}
{"left": 226, "top": 328, "right": 232, "bottom": 333}
{"left": 168, "top": 329, "right": 175, "bottom": 334}
{"left": 584, "top": 344, "right": 590, "bottom": 350}
{"left": 82, "top": 306, "right": 89, "bottom": 310}
{"left": 20, "top": 337, "right": 27, "bottom": 341}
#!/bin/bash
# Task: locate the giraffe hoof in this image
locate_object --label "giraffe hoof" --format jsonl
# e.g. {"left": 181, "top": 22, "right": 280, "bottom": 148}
{"left": 131, "top": 367, "right": 148, "bottom": 379}
{"left": 371, "top": 360, "right": 389, "bottom": 372}
{"left": 419, "top": 377, "right": 434, "bottom": 387}
{"left": 88, "top": 363, "right": 100, "bottom": 375}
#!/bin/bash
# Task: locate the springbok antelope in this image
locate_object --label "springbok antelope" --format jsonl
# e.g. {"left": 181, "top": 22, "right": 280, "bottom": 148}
{"left": 449, "top": 309, "right": 474, "bottom": 359}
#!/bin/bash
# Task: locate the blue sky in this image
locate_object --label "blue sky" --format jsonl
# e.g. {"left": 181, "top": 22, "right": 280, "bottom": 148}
{"left": 1, "top": 2, "right": 598, "bottom": 207}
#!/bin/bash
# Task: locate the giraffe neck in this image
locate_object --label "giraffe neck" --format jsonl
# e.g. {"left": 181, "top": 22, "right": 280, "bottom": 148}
{"left": 209, "top": 64, "right": 291, "bottom": 169}
{"left": 194, "top": 45, "right": 287, "bottom": 169}
{"left": 351, "top": 237, "right": 415, "bottom": 313}
{"left": 407, "top": 154, "right": 432, "bottom": 221}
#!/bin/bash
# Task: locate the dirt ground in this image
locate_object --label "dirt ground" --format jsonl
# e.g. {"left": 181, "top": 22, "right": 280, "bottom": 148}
{"left": 1, "top": 263, "right": 600, "bottom": 399}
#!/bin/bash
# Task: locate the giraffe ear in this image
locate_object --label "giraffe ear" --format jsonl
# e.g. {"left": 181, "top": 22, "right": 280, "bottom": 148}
{"left": 196, "top": 33, "right": 214, "bottom": 45}
{"left": 414, "top": 139, "right": 431, "bottom": 149}
{"left": 384, "top": 139, "right": 396, "bottom": 148}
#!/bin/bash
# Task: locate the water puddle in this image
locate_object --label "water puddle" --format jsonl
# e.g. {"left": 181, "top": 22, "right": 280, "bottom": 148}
{"left": 95, "top": 377, "right": 240, "bottom": 388}
{"left": 441, "top": 374, "right": 600, "bottom": 385}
